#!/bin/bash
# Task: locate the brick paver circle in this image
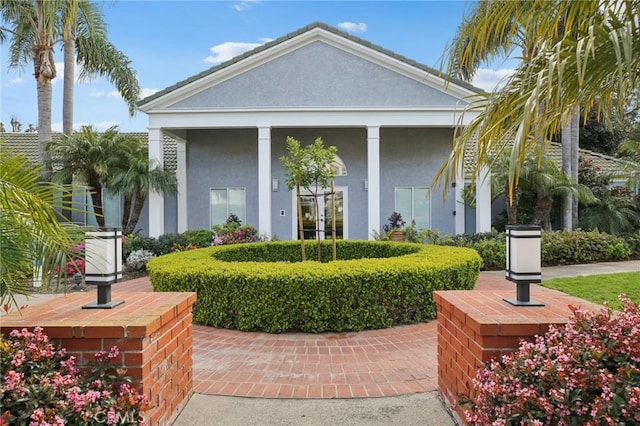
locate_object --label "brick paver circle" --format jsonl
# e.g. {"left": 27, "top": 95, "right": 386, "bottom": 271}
{"left": 119, "top": 273, "right": 509, "bottom": 399}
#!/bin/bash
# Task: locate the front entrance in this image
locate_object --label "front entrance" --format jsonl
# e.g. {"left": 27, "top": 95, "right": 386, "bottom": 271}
{"left": 292, "top": 187, "right": 348, "bottom": 240}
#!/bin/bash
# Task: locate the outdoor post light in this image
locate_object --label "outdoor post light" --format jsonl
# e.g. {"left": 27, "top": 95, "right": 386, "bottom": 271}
{"left": 504, "top": 224, "right": 545, "bottom": 306}
{"left": 82, "top": 227, "right": 124, "bottom": 309}
{"left": 73, "top": 272, "right": 83, "bottom": 291}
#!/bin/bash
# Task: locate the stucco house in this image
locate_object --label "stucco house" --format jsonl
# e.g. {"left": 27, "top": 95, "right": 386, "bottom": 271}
{"left": 137, "top": 22, "right": 485, "bottom": 239}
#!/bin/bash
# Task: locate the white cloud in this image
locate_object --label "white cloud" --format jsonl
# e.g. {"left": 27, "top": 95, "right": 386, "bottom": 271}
{"left": 233, "top": 0, "right": 259, "bottom": 11}
{"left": 5, "top": 77, "right": 24, "bottom": 87}
{"left": 337, "top": 22, "right": 367, "bottom": 33}
{"left": 107, "top": 91, "right": 121, "bottom": 98}
{"left": 140, "top": 88, "right": 160, "bottom": 98}
{"left": 52, "top": 62, "right": 64, "bottom": 85}
{"left": 89, "top": 89, "right": 106, "bottom": 97}
{"left": 204, "top": 40, "right": 272, "bottom": 64}
{"left": 471, "top": 68, "right": 515, "bottom": 92}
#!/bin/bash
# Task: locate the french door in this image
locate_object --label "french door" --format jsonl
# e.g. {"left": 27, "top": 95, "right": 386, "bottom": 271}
{"left": 293, "top": 187, "right": 347, "bottom": 240}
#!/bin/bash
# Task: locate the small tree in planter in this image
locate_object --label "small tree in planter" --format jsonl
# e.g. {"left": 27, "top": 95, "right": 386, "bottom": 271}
{"left": 280, "top": 137, "right": 337, "bottom": 261}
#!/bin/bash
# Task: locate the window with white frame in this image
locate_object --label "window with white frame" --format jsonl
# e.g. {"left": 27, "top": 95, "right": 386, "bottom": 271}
{"left": 395, "top": 187, "right": 430, "bottom": 229}
{"left": 210, "top": 188, "right": 246, "bottom": 226}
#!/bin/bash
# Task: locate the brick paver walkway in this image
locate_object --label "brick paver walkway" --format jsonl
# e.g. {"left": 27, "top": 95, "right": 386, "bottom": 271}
{"left": 115, "top": 273, "right": 510, "bottom": 399}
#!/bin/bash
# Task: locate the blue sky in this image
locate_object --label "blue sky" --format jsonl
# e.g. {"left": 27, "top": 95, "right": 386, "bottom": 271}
{"left": 1, "top": 0, "right": 516, "bottom": 133}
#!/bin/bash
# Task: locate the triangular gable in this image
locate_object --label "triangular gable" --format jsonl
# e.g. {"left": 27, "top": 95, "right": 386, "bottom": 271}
{"left": 138, "top": 22, "right": 481, "bottom": 112}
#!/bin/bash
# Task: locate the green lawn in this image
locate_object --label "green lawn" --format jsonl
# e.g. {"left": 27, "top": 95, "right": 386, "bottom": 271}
{"left": 542, "top": 271, "right": 640, "bottom": 310}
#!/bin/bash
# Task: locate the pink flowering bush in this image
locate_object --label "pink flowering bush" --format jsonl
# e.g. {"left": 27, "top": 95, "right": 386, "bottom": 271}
{"left": 462, "top": 295, "right": 640, "bottom": 425}
{"left": 212, "top": 222, "right": 259, "bottom": 245}
{"left": 1, "top": 327, "right": 149, "bottom": 425}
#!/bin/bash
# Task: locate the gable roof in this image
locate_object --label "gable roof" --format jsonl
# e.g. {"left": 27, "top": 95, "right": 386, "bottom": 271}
{"left": 137, "top": 22, "right": 481, "bottom": 111}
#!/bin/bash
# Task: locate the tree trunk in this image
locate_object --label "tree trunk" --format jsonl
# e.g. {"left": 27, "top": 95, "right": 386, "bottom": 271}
{"left": 533, "top": 194, "right": 553, "bottom": 231}
{"left": 331, "top": 180, "right": 336, "bottom": 261}
{"left": 505, "top": 183, "right": 519, "bottom": 224}
{"left": 63, "top": 35, "right": 75, "bottom": 135}
{"left": 87, "top": 175, "right": 105, "bottom": 227}
{"left": 125, "top": 189, "right": 146, "bottom": 235}
{"left": 314, "top": 193, "right": 321, "bottom": 262}
{"left": 61, "top": 34, "right": 76, "bottom": 220}
{"left": 296, "top": 184, "right": 306, "bottom": 261}
{"left": 34, "top": 46, "right": 55, "bottom": 179}
{"left": 561, "top": 115, "right": 573, "bottom": 230}
{"left": 571, "top": 107, "right": 580, "bottom": 228}
{"left": 121, "top": 193, "right": 133, "bottom": 233}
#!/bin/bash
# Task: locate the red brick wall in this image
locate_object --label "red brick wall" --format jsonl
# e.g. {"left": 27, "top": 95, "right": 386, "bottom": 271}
{"left": 434, "top": 288, "right": 601, "bottom": 424}
{"left": 1, "top": 291, "right": 197, "bottom": 426}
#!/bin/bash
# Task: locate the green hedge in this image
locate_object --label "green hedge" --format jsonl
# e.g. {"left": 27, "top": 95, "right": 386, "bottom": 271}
{"left": 147, "top": 241, "right": 482, "bottom": 333}
{"left": 445, "top": 229, "right": 635, "bottom": 270}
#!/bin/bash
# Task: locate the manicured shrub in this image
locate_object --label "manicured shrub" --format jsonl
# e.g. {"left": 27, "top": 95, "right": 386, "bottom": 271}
{"left": 541, "top": 229, "right": 631, "bottom": 265}
{"left": 443, "top": 229, "right": 632, "bottom": 270}
{"left": 147, "top": 241, "right": 482, "bottom": 333}
{"left": 462, "top": 295, "right": 640, "bottom": 425}
{"left": 1, "top": 327, "right": 149, "bottom": 425}
{"left": 181, "top": 229, "right": 214, "bottom": 248}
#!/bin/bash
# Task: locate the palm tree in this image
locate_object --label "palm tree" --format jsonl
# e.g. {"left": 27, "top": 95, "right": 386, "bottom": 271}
{"left": 445, "top": 0, "right": 587, "bottom": 229}
{"left": 579, "top": 190, "right": 640, "bottom": 235}
{"left": 47, "top": 125, "right": 122, "bottom": 226}
{"left": 0, "top": 1, "right": 140, "bottom": 177}
{"left": 491, "top": 152, "right": 593, "bottom": 229}
{"left": 106, "top": 135, "right": 177, "bottom": 235}
{"left": 63, "top": 0, "right": 140, "bottom": 133}
{"left": 1, "top": 0, "right": 61, "bottom": 175}
{"left": 436, "top": 0, "right": 639, "bottom": 209}
{"left": 0, "top": 148, "right": 83, "bottom": 311}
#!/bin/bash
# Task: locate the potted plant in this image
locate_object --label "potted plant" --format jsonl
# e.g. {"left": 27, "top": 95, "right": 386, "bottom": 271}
{"left": 383, "top": 212, "right": 406, "bottom": 241}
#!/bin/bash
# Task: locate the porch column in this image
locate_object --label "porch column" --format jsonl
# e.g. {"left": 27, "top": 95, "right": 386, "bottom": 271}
{"left": 258, "top": 127, "right": 272, "bottom": 238}
{"left": 475, "top": 165, "right": 492, "bottom": 233}
{"left": 148, "top": 128, "right": 164, "bottom": 238}
{"left": 367, "top": 126, "right": 381, "bottom": 239}
{"left": 454, "top": 158, "right": 465, "bottom": 234}
{"left": 176, "top": 137, "right": 187, "bottom": 233}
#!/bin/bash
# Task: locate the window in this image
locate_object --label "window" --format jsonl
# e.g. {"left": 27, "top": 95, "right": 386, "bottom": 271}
{"left": 210, "top": 188, "right": 246, "bottom": 226}
{"left": 395, "top": 187, "right": 430, "bottom": 229}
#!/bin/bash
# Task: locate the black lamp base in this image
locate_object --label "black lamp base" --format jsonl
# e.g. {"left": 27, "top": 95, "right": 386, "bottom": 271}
{"left": 82, "top": 300, "right": 125, "bottom": 309}
{"left": 81, "top": 282, "right": 124, "bottom": 309}
{"left": 503, "top": 297, "right": 545, "bottom": 307}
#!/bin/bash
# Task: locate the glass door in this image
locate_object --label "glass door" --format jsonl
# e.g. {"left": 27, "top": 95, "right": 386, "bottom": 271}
{"left": 294, "top": 187, "right": 347, "bottom": 240}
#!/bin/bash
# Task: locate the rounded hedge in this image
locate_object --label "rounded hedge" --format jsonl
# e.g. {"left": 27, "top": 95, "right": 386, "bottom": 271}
{"left": 147, "top": 240, "right": 482, "bottom": 333}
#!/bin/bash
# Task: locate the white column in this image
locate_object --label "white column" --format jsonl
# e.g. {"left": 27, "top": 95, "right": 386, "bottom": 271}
{"left": 176, "top": 138, "right": 188, "bottom": 233}
{"left": 454, "top": 158, "right": 466, "bottom": 235}
{"left": 475, "top": 165, "right": 492, "bottom": 233}
{"left": 148, "top": 127, "right": 164, "bottom": 238}
{"left": 367, "top": 126, "right": 381, "bottom": 239}
{"left": 258, "top": 127, "right": 272, "bottom": 238}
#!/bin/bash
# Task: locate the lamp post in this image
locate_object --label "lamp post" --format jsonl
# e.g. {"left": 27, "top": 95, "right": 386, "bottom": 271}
{"left": 82, "top": 227, "right": 124, "bottom": 309}
{"left": 504, "top": 225, "right": 544, "bottom": 306}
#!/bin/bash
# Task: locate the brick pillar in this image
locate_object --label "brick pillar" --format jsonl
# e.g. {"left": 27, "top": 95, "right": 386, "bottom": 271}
{"left": 434, "top": 288, "right": 601, "bottom": 424}
{"left": 1, "top": 291, "right": 197, "bottom": 426}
